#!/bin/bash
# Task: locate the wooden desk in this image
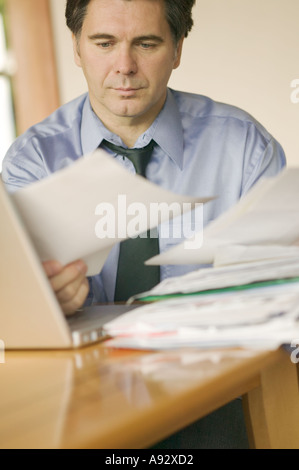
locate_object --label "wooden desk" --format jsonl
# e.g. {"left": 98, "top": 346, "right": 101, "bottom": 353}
{"left": 0, "top": 345, "right": 298, "bottom": 449}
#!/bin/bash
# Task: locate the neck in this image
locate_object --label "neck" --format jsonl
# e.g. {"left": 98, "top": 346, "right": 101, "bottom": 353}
{"left": 105, "top": 120, "right": 148, "bottom": 147}
{"left": 90, "top": 94, "right": 167, "bottom": 147}
{"left": 99, "top": 114, "right": 154, "bottom": 148}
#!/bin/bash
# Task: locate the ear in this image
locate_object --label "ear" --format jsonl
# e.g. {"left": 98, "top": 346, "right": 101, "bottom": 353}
{"left": 72, "top": 33, "right": 82, "bottom": 68}
{"left": 173, "top": 37, "right": 184, "bottom": 70}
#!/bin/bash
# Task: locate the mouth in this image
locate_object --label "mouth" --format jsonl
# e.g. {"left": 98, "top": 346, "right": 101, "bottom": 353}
{"left": 114, "top": 87, "right": 142, "bottom": 97}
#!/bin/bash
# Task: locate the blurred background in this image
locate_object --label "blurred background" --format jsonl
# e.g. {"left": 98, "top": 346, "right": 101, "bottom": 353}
{"left": 1, "top": 0, "right": 299, "bottom": 171}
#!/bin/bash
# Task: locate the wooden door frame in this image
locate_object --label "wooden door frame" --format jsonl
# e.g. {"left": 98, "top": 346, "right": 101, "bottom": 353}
{"left": 5, "top": 0, "right": 60, "bottom": 135}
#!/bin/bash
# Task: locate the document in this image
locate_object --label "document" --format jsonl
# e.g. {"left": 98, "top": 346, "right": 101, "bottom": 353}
{"left": 212, "top": 244, "right": 299, "bottom": 267}
{"left": 146, "top": 168, "right": 299, "bottom": 267}
{"left": 103, "top": 281, "right": 299, "bottom": 350}
{"left": 102, "top": 169, "right": 299, "bottom": 351}
{"left": 131, "top": 256, "right": 299, "bottom": 301}
{"left": 11, "top": 149, "right": 212, "bottom": 275}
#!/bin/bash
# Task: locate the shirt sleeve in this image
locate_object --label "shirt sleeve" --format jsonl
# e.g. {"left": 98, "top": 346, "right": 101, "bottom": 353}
{"left": 241, "top": 124, "right": 286, "bottom": 194}
{"left": 2, "top": 134, "right": 49, "bottom": 193}
{"left": 87, "top": 275, "right": 109, "bottom": 304}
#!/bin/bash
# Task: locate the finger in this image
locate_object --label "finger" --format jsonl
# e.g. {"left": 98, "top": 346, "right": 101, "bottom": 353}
{"left": 56, "top": 271, "right": 87, "bottom": 304}
{"left": 43, "top": 260, "right": 63, "bottom": 278}
{"left": 49, "top": 260, "right": 87, "bottom": 292}
{"left": 60, "top": 278, "right": 90, "bottom": 316}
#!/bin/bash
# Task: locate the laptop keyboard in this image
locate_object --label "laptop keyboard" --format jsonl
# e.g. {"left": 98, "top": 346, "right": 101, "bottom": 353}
{"left": 66, "top": 304, "right": 138, "bottom": 347}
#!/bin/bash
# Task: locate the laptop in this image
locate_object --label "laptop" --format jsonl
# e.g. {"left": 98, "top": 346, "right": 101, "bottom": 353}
{"left": 0, "top": 179, "right": 137, "bottom": 349}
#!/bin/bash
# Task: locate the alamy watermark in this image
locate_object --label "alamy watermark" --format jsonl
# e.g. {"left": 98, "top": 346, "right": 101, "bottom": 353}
{"left": 290, "top": 339, "right": 299, "bottom": 364}
{"left": 0, "top": 340, "right": 5, "bottom": 364}
{"left": 95, "top": 195, "right": 204, "bottom": 249}
{"left": 290, "top": 79, "right": 299, "bottom": 104}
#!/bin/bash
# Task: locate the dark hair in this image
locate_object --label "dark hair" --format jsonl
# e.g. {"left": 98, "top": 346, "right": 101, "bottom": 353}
{"left": 65, "top": 0, "right": 196, "bottom": 43}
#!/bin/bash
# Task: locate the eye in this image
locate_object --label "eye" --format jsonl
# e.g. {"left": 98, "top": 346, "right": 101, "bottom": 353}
{"left": 97, "top": 42, "right": 113, "bottom": 49}
{"left": 139, "top": 42, "right": 155, "bottom": 49}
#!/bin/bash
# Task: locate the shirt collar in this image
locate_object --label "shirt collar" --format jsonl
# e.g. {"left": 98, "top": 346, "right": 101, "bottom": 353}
{"left": 152, "top": 88, "right": 184, "bottom": 170}
{"left": 80, "top": 88, "right": 184, "bottom": 169}
{"left": 81, "top": 96, "right": 110, "bottom": 154}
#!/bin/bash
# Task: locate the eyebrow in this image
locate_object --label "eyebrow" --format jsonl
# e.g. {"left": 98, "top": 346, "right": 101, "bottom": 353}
{"left": 88, "top": 33, "right": 164, "bottom": 43}
{"left": 88, "top": 34, "right": 115, "bottom": 40}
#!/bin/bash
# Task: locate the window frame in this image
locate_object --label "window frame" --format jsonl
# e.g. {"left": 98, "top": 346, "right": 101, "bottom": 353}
{"left": 4, "top": 0, "right": 60, "bottom": 135}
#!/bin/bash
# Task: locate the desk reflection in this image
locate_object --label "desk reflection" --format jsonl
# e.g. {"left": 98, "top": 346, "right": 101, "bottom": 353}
{"left": 0, "top": 346, "right": 259, "bottom": 449}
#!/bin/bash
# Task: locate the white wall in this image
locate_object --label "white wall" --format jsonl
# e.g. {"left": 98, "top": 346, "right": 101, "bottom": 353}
{"left": 50, "top": 0, "right": 87, "bottom": 102}
{"left": 50, "top": 0, "right": 299, "bottom": 166}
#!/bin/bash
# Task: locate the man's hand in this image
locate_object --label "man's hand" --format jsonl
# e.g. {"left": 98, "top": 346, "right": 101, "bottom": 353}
{"left": 43, "top": 260, "right": 89, "bottom": 316}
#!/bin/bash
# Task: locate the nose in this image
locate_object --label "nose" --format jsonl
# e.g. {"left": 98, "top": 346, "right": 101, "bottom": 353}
{"left": 114, "top": 45, "right": 137, "bottom": 75}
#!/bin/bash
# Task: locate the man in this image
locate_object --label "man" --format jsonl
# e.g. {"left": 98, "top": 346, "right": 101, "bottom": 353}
{"left": 2, "top": 0, "right": 285, "bottom": 447}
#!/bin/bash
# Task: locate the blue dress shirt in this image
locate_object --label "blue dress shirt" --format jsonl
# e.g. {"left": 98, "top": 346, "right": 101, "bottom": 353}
{"left": 2, "top": 88, "right": 286, "bottom": 302}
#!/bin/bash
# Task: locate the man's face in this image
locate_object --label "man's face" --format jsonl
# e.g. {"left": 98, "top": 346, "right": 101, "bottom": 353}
{"left": 73, "top": 0, "right": 183, "bottom": 130}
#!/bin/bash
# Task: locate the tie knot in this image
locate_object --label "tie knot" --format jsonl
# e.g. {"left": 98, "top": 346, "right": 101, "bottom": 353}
{"left": 102, "top": 140, "right": 155, "bottom": 177}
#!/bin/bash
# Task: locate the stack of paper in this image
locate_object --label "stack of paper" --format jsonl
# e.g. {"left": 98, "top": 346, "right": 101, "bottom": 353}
{"left": 103, "top": 281, "right": 299, "bottom": 350}
{"left": 103, "top": 169, "right": 299, "bottom": 351}
{"left": 131, "top": 255, "right": 299, "bottom": 302}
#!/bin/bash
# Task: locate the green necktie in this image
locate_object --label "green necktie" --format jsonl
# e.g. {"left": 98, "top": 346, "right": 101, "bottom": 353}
{"left": 102, "top": 140, "right": 160, "bottom": 301}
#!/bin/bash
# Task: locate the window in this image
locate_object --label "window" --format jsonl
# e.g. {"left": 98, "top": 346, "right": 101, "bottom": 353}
{"left": 0, "top": 2, "right": 15, "bottom": 172}
{"left": 0, "top": 0, "right": 60, "bottom": 173}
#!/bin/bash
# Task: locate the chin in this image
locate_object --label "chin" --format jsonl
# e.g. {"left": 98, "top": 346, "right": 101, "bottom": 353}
{"left": 113, "top": 104, "right": 148, "bottom": 118}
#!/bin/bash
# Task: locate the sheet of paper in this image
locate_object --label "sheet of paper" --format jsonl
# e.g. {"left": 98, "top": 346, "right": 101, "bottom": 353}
{"left": 213, "top": 244, "right": 299, "bottom": 267}
{"left": 146, "top": 168, "right": 299, "bottom": 266}
{"left": 132, "top": 256, "right": 299, "bottom": 300}
{"left": 103, "top": 282, "right": 299, "bottom": 350}
{"left": 12, "top": 149, "right": 213, "bottom": 276}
